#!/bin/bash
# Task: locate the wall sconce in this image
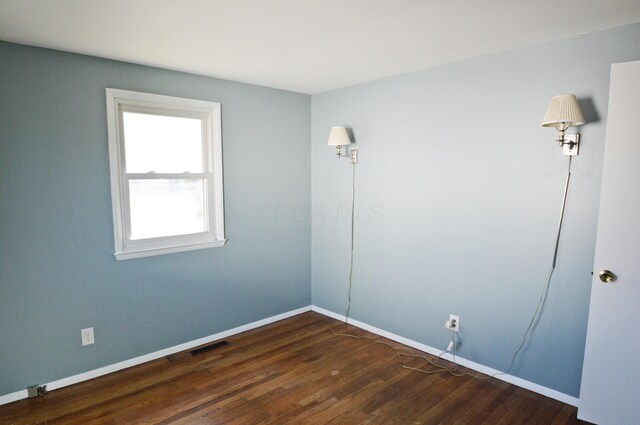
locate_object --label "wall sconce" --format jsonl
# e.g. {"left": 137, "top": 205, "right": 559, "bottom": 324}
{"left": 327, "top": 126, "right": 358, "bottom": 164}
{"left": 541, "top": 94, "right": 585, "bottom": 156}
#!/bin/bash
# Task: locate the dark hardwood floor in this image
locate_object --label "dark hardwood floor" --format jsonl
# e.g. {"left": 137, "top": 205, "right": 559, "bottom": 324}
{"left": 0, "top": 312, "right": 589, "bottom": 424}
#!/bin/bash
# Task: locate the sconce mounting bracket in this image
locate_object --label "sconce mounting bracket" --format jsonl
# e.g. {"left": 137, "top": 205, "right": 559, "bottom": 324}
{"left": 561, "top": 133, "right": 580, "bottom": 156}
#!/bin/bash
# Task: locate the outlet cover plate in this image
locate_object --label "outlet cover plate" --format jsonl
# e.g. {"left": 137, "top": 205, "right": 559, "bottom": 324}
{"left": 563, "top": 133, "right": 580, "bottom": 156}
{"left": 447, "top": 314, "right": 460, "bottom": 332}
{"left": 27, "top": 385, "right": 39, "bottom": 398}
{"left": 81, "top": 327, "right": 95, "bottom": 346}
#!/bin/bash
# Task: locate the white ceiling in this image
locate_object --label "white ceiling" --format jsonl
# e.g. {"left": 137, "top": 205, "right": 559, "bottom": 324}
{"left": 1, "top": 0, "right": 639, "bottom": 94}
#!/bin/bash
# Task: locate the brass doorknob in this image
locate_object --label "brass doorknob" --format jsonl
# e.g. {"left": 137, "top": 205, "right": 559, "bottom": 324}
{"left": 599, "top": 270, "right": 616, "bottom": 283}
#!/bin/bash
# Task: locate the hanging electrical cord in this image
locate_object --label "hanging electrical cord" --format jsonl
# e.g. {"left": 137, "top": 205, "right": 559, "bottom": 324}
{"left": 328, "top": 155, "right": 576, "bottom": 380}
{"left": 493, "top": 155, "right": 573, "bottom": 376}
{"left": 327, "top": 156, "right": 468, "bottom": 375}
{"left": 393, "top": 155, "right": 575, "bottom": 379}
{"left": 326, "top": 162, "right": 357, "bottom": 334}
{"left": 344, "top": 162, "right": 356, "bottom": 323}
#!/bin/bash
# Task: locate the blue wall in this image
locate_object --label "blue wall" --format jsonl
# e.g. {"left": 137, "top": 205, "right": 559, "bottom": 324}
{"left": 311, "top": 23, "right": 640, "bottom": 397}
{"left": 0, "top": 42, "right": 311, "bottom": 395}
{"left": 2, "top": 22, "right": 640, "bottom": 401}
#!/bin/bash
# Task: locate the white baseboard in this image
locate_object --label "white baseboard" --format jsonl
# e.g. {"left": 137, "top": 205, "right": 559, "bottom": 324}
{"left": 311, "top": 305, "right": 579, "bottom": 407}
{"left": 0, "top": 304, "right": 578, "bottom": 408}
{"left": 0, "top": 389, "right": 26, "bottom": 406}
{"left": 0, "top": 305, "right": 312, "bottom": 406}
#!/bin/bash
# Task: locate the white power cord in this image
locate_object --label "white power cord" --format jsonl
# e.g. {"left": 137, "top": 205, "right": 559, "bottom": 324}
{"left": 344, "top": 162, "right": 356, "bottom": 323}
{"left": 494, "top": 155, "right": 573, "bottom": 376}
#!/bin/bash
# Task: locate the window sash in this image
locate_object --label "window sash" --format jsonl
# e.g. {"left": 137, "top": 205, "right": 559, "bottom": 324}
{"left": 119, "top": 111, "right": 212, "bottom": 173}
{"left": 118, "top": 106, "right": 211, "bottom": 173}
{"left": 123, "top": 176, "right": 212, "bottom": 242}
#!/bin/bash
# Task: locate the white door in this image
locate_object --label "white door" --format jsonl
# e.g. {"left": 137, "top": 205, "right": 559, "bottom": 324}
{"left": 579, "top": 61, "right": 640, "bottom": 424}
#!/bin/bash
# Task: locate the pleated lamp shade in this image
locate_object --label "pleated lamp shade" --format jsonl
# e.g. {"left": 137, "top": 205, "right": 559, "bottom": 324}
{"left": 327, "top": 127, "right": 352, "bottom": 146}
{"left": 541, "top": 95, "right": 585, "bottom": 128}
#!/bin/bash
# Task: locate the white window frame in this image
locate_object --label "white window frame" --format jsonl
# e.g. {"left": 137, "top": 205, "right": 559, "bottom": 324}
{"left": 105, "top": 88, "right": 226, "bottom": 260}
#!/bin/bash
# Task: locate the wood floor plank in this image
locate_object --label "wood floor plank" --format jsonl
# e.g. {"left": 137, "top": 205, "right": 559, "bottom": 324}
{"left": 0, "top": 312, "right": 590, "bottom": 424}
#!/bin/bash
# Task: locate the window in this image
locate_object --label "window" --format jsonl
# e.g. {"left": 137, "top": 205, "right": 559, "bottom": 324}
{"left": 105, "top": 89, "right": 225, "bottom": 260}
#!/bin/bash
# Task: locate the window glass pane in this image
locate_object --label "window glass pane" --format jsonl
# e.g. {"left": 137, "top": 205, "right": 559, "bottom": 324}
{"left": 123, "top": 112, "right": 203, "bottom": 173}
{"left": 129, "top": 179, "right": 207, "bottom": 240}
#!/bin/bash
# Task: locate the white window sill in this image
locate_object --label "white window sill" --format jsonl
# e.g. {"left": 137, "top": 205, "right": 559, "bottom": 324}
{"left": 114, "top": 239, "right": 227, "bottom": 261}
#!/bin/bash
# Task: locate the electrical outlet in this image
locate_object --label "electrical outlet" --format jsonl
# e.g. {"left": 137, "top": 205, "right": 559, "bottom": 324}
{"left": 81, "top": 327, "right": 95, "bottom": 346}
{"left": 27, "top": 385, "right": 39, "bottom": 398}
{"left": 445, "top": 314, "right": 460, "bottom": 332}
{"left": 27, "top": 385, "right": 47, "bottom": 398}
